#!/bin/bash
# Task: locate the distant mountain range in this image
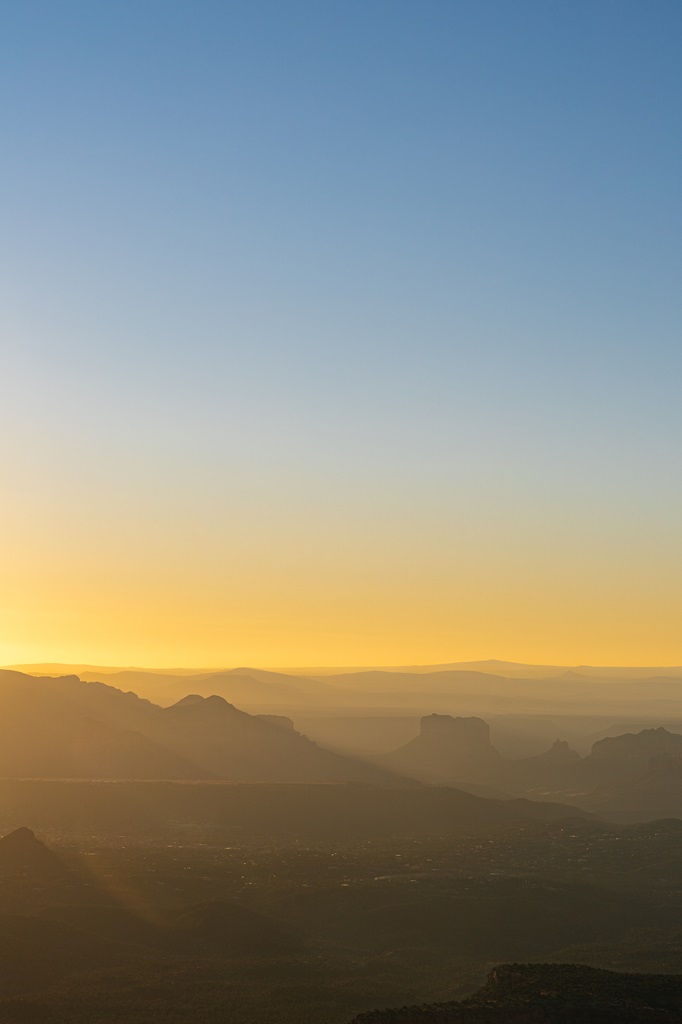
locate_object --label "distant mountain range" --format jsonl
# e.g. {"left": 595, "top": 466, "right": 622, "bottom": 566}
{"left": 7, "top": 662, "right": 682, "bottom": 720}
{"left": 11, "top": 659, "right": 682, "bottom": 679}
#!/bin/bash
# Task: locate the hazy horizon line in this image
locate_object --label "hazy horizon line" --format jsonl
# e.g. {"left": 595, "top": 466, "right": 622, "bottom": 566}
{"left": 6, "top": 658, "right": 682, "bottom": 675}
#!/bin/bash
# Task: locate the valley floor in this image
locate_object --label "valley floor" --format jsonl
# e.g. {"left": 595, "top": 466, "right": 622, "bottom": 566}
{"left": 1, "top": 784, "right": 682, "bottom": 1022}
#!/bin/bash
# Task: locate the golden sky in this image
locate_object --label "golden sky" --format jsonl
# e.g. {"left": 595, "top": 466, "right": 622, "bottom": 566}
{"left": 2, "top": 4, "right": 681, "bottom": 670}
{"left": 2, "top": 465, "right": 680, "bottom": 667}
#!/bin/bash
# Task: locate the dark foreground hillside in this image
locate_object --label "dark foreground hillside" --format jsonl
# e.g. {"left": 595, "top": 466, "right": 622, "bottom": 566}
{"left": 2, "top": 812, "right": 682, "bottom": 1023}
{"left": 349, "top": 963, "right": 682, "bottom": 1023}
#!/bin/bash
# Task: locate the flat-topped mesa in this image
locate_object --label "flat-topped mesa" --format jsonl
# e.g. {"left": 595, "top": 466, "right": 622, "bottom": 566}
{"left": 378, "top": 714, "right": 502, "bottom": 785}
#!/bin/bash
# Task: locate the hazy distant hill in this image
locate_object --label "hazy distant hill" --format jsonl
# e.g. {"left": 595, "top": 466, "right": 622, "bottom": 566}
{"left": 578, "top": 728, "right": 682, "bottom": 784}
{"left": 548, "top": 729, "right": 682, "bottom": 822}
{"left": 303, "top": 667, "right": 682, "bottom": 717}
{"left": 8, "top": 662, "right": 682, "bottom": 718}
{"left": 11, "top": 660, "right": 682, "bottom": 679}
{"left": 526, "top": 727, "right": 682, "bottom": 822}
{"left": 269, "top": 660, "right": 682, "bottom": 680}
{"left": 564, "top": 731, "right": 682, "bottom": 823}
{"left": 78, "top": 667, "right": 329, "bottom": 709}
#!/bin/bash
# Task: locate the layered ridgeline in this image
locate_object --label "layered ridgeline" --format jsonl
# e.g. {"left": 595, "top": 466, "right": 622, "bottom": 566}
{"left": 0, "top": 670, "right": 405, "bottom": 784}
{"left": 348, "top": 964, "right": 682, "bottom": 1023}
{"left": 10, "top": 661, "right": 682, "bottom": 718}
{"left": 379, "top": 714, "right": 682, "bottom": 820}
{"left": 2, "top": 670, "right": 681, "bottom": 821}
{"left": 0, "top": 671, "right": 603, "bottom": 838}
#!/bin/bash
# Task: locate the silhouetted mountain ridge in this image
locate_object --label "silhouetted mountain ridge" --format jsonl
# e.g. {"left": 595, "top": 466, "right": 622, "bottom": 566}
{"left": 348, "top": 963, "right": 682, "bottom": 1022}
{"left": 0, "top": 671, "right": 409, "bottom": 785}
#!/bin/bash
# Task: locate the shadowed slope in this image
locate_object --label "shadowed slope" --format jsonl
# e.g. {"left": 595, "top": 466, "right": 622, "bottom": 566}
{"left": 146, "top": 694, "right": 413, "bottom": 784}
{"left": 348, "top": 963, "right": 682, "bottom": 1023}
{"left": 0, "top": 672, "right": 409, "bottom": 785}
{"left": 0, "top": 672, "right": 209, "bottom": 779}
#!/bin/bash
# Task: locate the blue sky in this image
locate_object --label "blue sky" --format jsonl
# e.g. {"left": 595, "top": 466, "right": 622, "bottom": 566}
{"left": 1, "top": 1, "right": 681, "bottom": 665}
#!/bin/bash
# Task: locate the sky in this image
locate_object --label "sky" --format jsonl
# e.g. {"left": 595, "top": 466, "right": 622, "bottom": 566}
{"left": 1, "top": 1, "right": 681, "bottom": 668}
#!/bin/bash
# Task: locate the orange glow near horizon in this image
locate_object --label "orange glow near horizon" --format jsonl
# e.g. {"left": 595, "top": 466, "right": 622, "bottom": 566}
{"left": 2, "top": 509, "right": 681, "bottom": 669}
{"left": 3, "top": 433, "right": 681, "bottom": 670}
{"left": 2, "top": 3, "right": 682, "bottom": 680}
